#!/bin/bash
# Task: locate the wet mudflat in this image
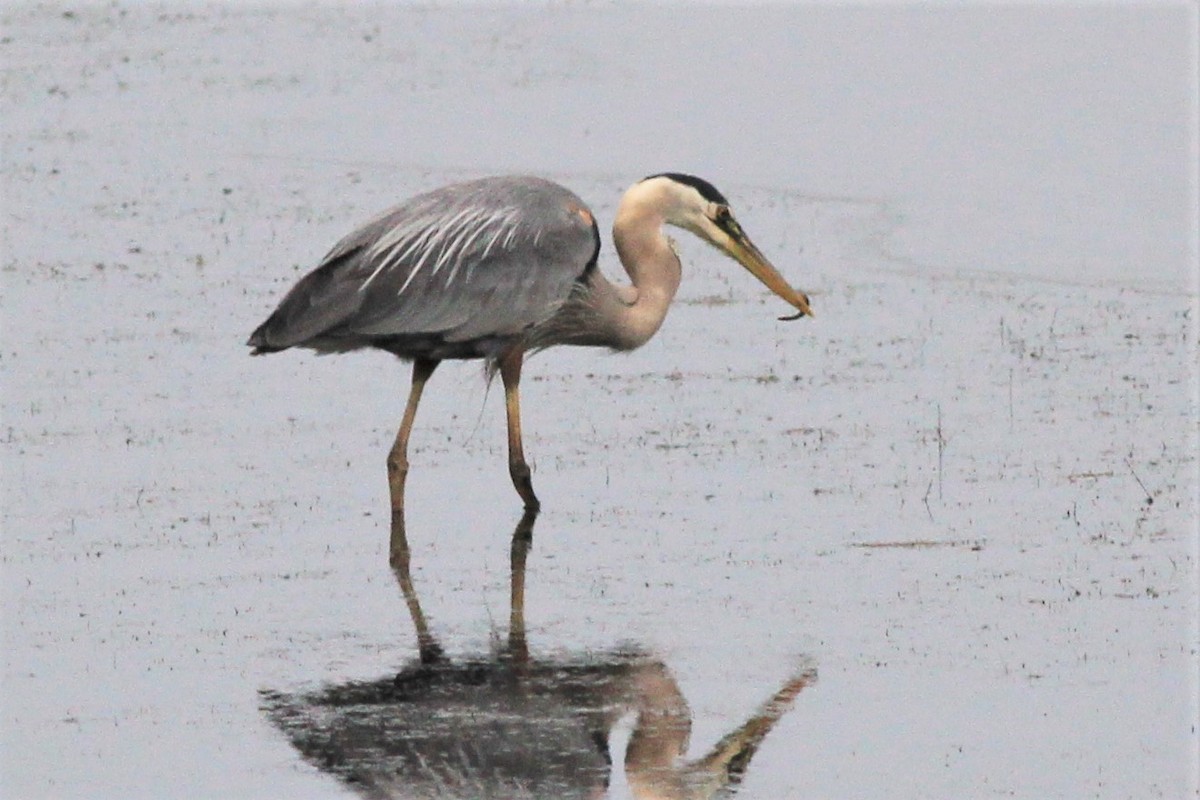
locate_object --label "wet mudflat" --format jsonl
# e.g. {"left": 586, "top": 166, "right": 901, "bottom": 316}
{"left": 3, "top": 5, "right": 1197, "bottom": 799}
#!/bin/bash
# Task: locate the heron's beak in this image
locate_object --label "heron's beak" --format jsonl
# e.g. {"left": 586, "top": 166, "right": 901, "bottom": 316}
{"left": 723, "top": 229, "right": 813, "bottom": 320}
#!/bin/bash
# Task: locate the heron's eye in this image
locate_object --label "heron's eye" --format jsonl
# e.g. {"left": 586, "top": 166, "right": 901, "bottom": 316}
{"left": 714, "top": 206, "right": 741, "bottom": 237}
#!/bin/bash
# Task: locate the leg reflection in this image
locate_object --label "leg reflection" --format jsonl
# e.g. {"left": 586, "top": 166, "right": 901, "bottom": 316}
{"left": 507, "top": 509, "right": 537, "bottom": 667}
{"left": 387, "top": 504, "right": 442, "bottom": 666}
{"left": 389, "top": 506, "right": 539, "bottom": 667}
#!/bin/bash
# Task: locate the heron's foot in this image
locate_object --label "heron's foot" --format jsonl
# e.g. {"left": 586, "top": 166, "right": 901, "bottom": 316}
{"left": 509, "top": 461, "right": 540, "bottom": 512}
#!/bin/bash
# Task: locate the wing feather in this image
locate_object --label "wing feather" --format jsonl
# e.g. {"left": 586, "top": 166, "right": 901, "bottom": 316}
{"left": 249, "top": 176, "right": 599, "bottom": 355}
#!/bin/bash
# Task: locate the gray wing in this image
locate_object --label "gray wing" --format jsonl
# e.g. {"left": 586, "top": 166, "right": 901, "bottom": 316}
{"left": 248, "top": 175, "right": 599, "bottom": 353}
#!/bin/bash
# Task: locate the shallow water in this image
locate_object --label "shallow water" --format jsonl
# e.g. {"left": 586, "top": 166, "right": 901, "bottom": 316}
{"left": 3, "top": 5, "right": 1197, "bottom": 799}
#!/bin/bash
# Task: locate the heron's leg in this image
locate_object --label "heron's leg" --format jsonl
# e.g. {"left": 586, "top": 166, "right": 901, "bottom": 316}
{"left": 498, "top": 350, "right": 540, "bottom": 512}
{"left": 387, "top": 357, "right": 438, "bottom": 560}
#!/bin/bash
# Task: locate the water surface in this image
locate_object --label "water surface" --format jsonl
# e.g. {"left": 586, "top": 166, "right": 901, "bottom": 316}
{"left": 2, "top": 5, "right": 1196, "bottom": 798}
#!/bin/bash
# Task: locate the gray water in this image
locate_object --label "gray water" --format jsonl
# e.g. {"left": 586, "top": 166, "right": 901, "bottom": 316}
{"left": 3, "top": 5, "right": 1197, "bottom": 798}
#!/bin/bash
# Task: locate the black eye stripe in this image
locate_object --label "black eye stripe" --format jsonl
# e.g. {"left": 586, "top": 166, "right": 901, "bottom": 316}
{"left": 717, "top": 211, "right": 742, "bottom": 236}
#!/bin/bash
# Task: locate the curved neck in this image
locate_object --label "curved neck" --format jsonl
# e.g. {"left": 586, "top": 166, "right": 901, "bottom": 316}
{"left": 597, "top": 198, "right": 682, "bottom": 351}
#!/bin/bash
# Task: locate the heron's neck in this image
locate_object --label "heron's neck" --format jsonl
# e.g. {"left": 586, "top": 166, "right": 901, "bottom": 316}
{"left": 602, "top": 206, "right": 682, "bottom": 351}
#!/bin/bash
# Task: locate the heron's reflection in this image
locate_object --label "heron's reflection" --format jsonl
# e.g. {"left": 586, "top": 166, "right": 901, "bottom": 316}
{"left": 262, "top": 512, "right": 814, "bottom": 799}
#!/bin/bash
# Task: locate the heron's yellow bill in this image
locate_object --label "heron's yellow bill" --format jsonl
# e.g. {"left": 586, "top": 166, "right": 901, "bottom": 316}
{"left": 726, "top": 233, "right": 813, "bottom": 320}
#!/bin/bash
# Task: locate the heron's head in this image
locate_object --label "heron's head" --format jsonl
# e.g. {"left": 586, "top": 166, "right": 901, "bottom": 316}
{"left": 639, "top": 173, "right": 813, "bottom": 319}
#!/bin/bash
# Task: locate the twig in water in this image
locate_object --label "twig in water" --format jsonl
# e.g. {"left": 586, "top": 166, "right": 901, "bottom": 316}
{"left": 1008, "top": 369, "right": 1014, "bottom": 432}
{"left": 1123, "top": 458, "right": 1154, "bottom": 505}
{"left": 936, "top": 404, "right": 945, "bottom": 501}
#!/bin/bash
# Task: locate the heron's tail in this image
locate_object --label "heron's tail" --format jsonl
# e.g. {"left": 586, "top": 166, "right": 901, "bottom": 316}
{"left": 246, "top": 321, "right": 286, "bottom": 355}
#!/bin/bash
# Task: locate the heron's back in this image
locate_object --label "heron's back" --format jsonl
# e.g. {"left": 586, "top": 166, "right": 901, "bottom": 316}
{"left": 248, "top": 176, "right": 601, "bottom": 360}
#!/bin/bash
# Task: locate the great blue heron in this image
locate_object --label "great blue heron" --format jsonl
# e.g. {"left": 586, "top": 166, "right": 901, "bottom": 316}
{"left": 248, "top": 173, "right": 812, "bottom": 517}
